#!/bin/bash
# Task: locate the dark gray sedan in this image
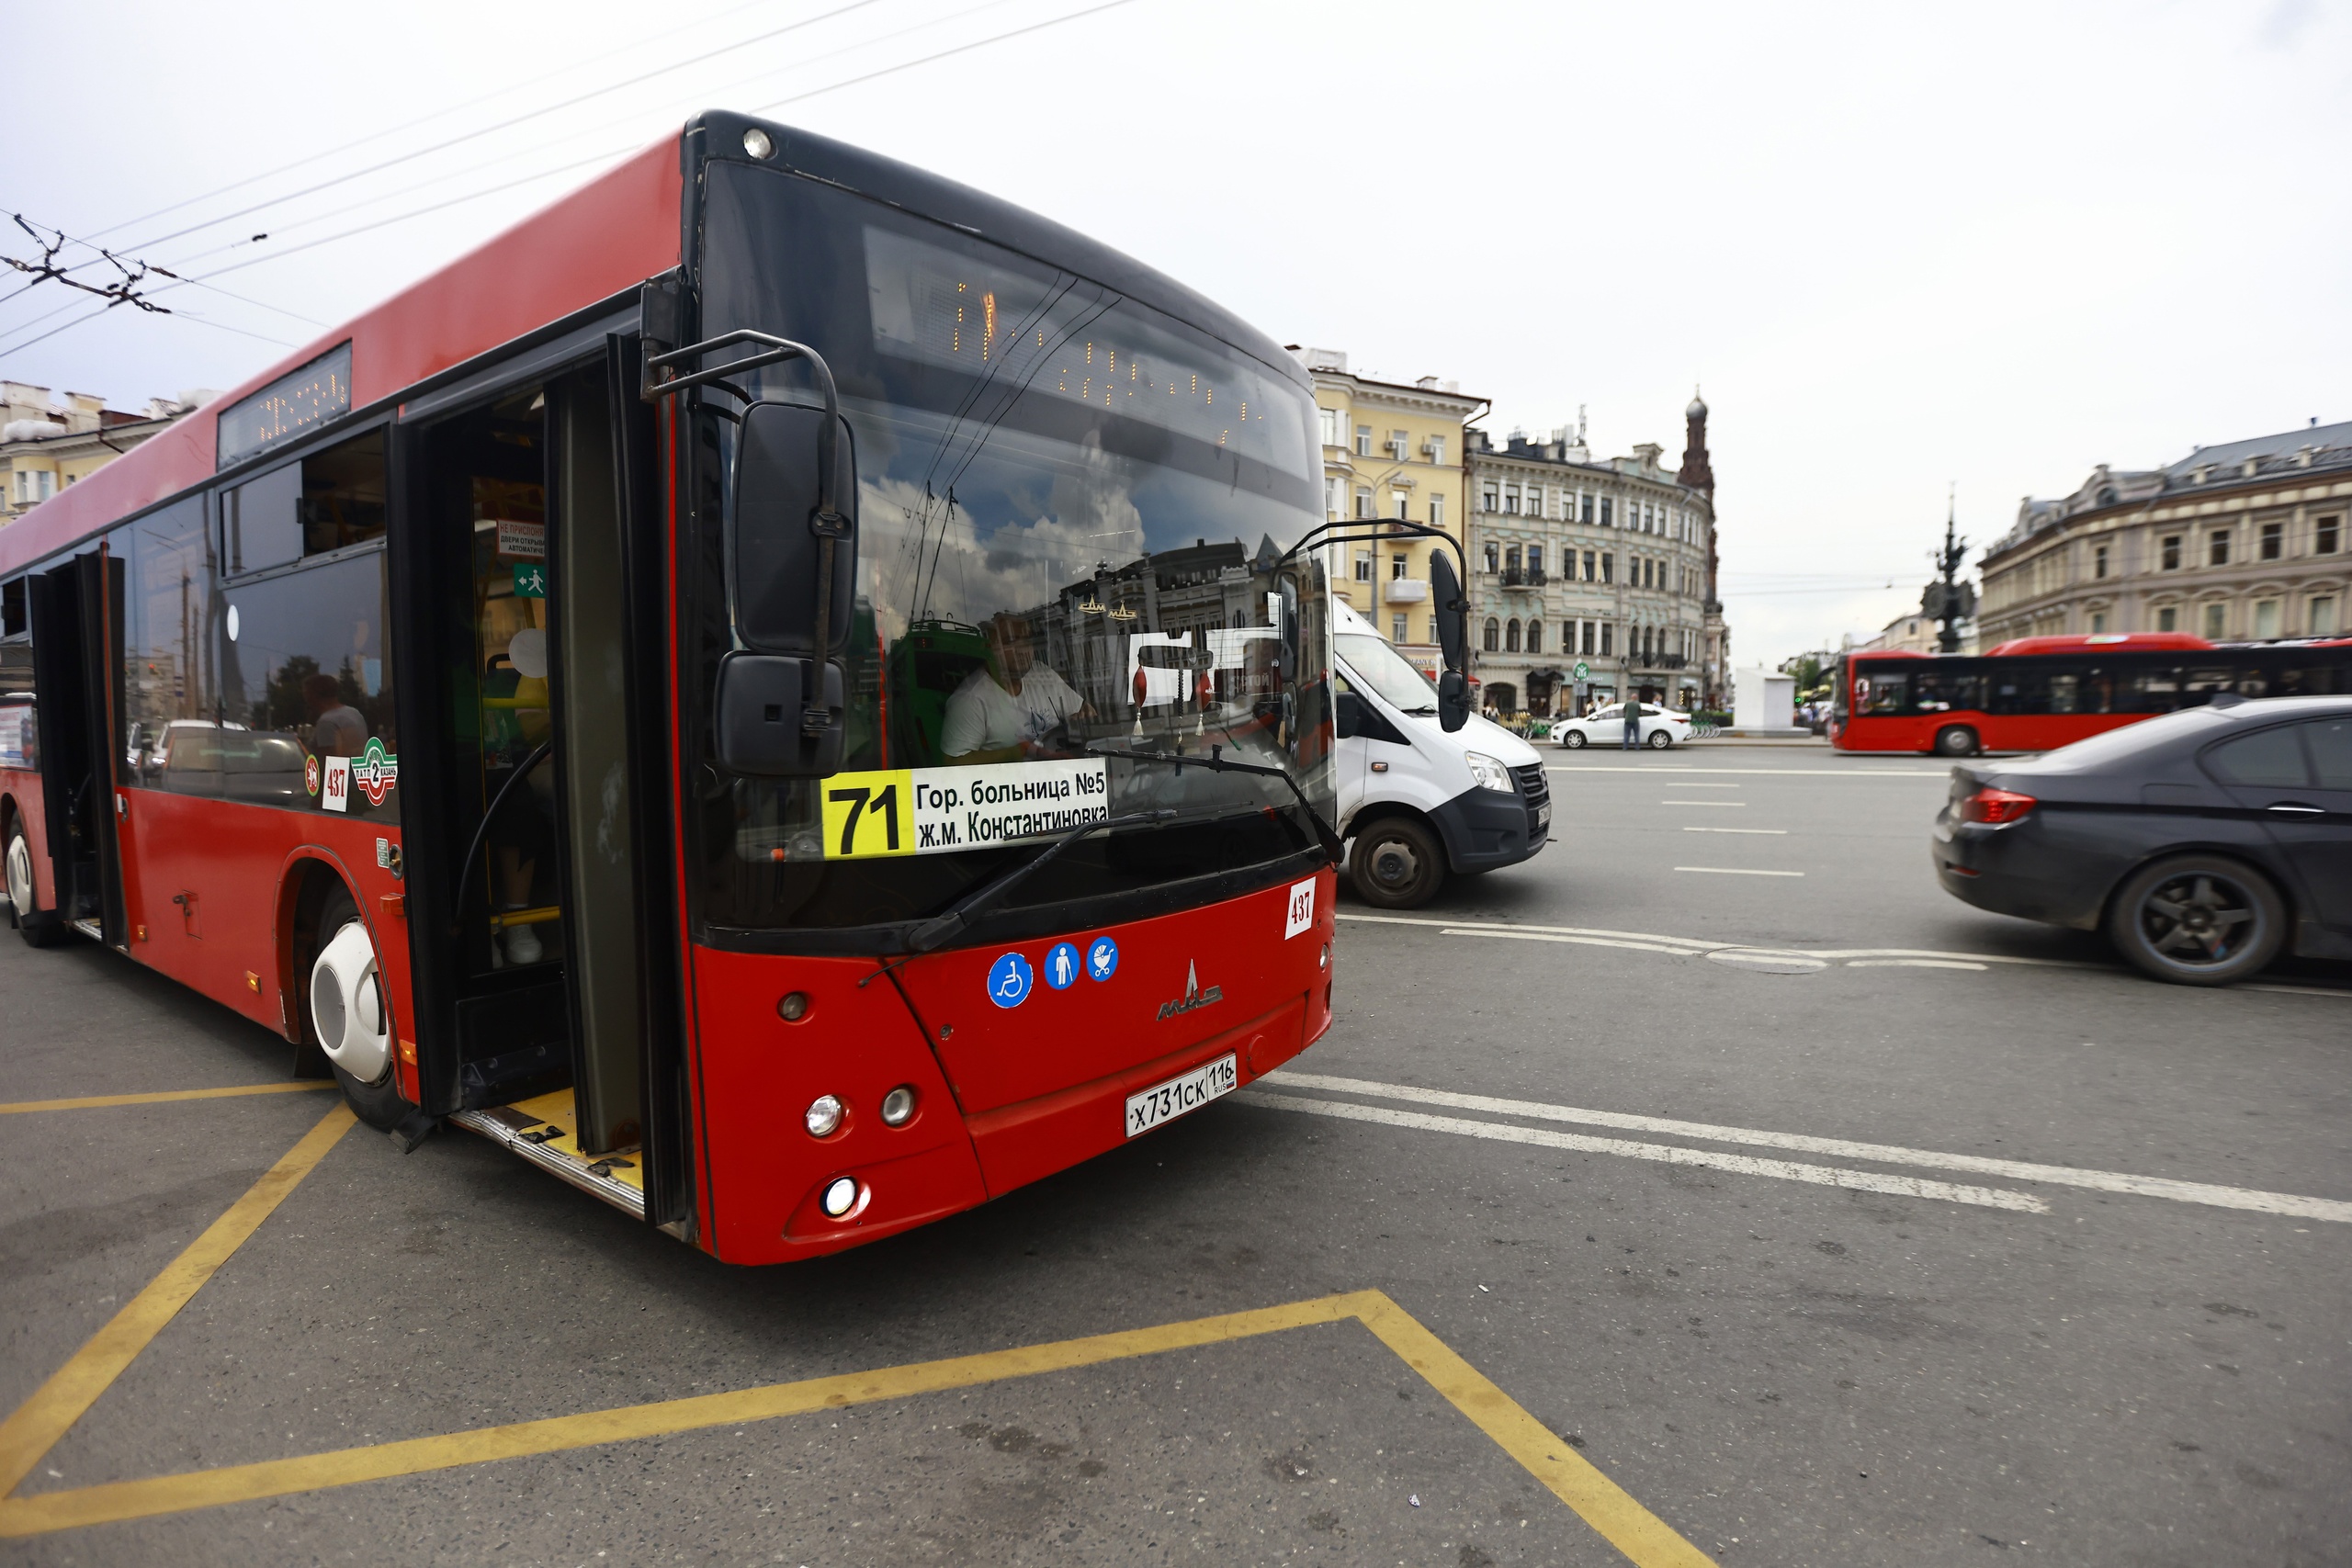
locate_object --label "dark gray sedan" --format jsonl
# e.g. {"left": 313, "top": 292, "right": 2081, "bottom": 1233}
{"left": 1933, "top": 695, "right": 2352, "bottom": 984}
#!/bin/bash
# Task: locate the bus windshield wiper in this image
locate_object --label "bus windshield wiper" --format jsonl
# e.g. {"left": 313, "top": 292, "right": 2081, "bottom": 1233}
{"left": 1097, "top": 742, "right": 1343, "bottom": 864}
{"left": 904, "top": 807, "right": 1178, "bottom": 954}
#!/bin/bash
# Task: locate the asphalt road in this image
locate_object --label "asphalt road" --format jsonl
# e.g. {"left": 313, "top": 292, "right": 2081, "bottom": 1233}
{"left": 3, "top": 740, "right": 2347, "bottom": 1566}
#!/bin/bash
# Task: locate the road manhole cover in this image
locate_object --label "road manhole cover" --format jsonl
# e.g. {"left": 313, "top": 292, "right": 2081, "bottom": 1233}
{"left": 1705, "top": 949, "right": 1828, "bottom": 975}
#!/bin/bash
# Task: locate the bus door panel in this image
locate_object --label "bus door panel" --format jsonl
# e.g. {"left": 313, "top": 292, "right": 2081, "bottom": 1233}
{"left": 26, "top": 554, "right": 127, "bottom": 941}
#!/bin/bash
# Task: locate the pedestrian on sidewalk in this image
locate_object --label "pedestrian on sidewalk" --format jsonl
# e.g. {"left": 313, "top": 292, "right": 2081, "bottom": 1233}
{"left": 1622, "top": 699, "right": 1644, "bottom": 750}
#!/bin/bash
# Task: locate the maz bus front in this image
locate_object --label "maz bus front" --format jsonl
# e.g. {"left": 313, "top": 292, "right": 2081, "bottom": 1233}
{"left": 0, "top": 114, "right": 1471, "bottom": 1264}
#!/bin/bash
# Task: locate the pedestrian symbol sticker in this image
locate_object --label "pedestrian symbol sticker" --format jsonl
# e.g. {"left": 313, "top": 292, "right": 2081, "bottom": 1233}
{"left": 987, "top": 952, "right": 1034, "bottom": 1009}
{"left": 1086, "top": 937, "right": 1119, "bottom": 982}
{"left": 1046, "top": 942, "right": 1080, "bottom": 990}
{"left": 513, "top": 562, "right": 547, "bottom": 599}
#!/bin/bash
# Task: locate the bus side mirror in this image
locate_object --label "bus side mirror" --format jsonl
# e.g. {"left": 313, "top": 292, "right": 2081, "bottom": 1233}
{"left": 1428, "top": 551, "right": 1470, "bottom": 731}
{"left": 1334, "top": 689, "right": 1363, "bottom": 740}
{"left": 1437, "top": 669, "right": 1471, "bottom": 733}
{"left": 721, "top": 401, "right": 857, "bottom": 776}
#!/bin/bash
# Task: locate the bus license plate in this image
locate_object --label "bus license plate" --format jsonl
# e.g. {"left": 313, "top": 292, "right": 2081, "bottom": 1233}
{"left": 1125, "top": 1054, "right": 1238, "bottom": 1138}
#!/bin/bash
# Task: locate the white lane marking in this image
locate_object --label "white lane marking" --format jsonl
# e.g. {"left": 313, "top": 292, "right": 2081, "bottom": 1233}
{"left": 2241, "top": 982, "right": 2352, "bottom": 1000}
{"left": 1676, "top": 866, "right": 1804, "bottom": 876}
{"left": 1261, "top": 1072, "right": 2352, "bottom": 1224}
{"left": 1549, "top": 765, "right": 1947, "bottom": 777}
{"left": 1438, "top": 928, "right": 1712, "bottom": 958}
{"left": 1233, "top": 1091, "right": 2048, "bottom": 1213}
{"left": 1683, "top": 827, "right": 1788, "bottom": 834}
{"left": 1661, "top": 783, "right": 1742, "bottom": 789}
{"left": 1849, "top": 958, "right": 1986, "bottom": 970}
{"left": 1662, "top": 799, "right": 1747, "bottom": 807}
{"left": 1342, "top": 911, "right": 2106, "bottom": 970}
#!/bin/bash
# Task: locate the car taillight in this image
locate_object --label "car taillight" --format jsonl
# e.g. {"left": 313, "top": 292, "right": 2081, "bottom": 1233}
{"left": 1962, "top": 786, "right": 2036, "bottom": 825}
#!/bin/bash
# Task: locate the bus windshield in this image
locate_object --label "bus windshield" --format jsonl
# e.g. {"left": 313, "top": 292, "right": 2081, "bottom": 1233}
{"left": 694, "top": 163, "right": 1332, "bottom": 936}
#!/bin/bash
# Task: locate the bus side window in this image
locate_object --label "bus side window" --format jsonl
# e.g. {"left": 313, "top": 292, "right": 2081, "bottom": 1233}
{"left": 1859, "top": 672, "right": 1906, "bottom": 715}
{"left": 119, "top": 496, "right": 218, "bottom": 795}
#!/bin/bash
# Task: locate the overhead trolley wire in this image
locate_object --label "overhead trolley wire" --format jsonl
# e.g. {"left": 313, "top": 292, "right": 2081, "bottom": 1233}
{"left": 1, "top": 0, "right": 1151, "bottom": 366}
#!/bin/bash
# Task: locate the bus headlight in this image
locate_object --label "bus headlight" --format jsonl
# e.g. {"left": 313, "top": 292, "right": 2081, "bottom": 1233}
{"left": 820, "top": 1177, "right": 860, "bottom": 1217}
{"left": 804, "top": 1094, "right": 844, "bottom": 1138}
{"left": 880, "top": 1086, "right": 917, "bottom": 1126}
{"left": 1464, "top": 751, "right": 1514, "bottom": 792}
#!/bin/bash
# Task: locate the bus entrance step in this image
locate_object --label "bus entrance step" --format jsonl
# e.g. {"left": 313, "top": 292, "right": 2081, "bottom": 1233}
{"left": 451, "top": 1090, "right": 646, "bottom": 1219}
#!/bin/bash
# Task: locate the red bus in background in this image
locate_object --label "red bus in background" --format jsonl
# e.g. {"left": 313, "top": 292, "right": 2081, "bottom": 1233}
{"left": 1831, "top": 634, "right": 2352, "bottom": 756}
{"left": 0, "top": 113, "right": 1390, "bottom": 1264}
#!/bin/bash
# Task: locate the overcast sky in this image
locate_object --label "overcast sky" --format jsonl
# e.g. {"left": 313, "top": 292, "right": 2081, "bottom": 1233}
{"left": 5, "top": 0, "right": 2345, "bottom": 666}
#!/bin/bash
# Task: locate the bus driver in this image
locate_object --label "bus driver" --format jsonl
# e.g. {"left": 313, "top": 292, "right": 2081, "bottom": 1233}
{"left": 940, "top": 613, "right": 1091, "bottom": 765}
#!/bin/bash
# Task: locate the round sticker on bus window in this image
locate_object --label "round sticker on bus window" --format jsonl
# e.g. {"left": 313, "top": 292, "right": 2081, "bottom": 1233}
{"left": 1045, "top": 942, "right": 1080, "bottom": 990}
{"left": 986, "top": 952, "right": 1033, "bottom": 1009}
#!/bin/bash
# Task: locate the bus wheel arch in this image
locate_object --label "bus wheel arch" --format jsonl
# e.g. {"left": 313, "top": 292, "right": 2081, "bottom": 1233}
{"left": 6, "top": 804, "right": 64, "bottom": 947}
{"left": 287, "top": 858, "right": 413, "bottom": 1129}
{"left": 1932, "top": 725, "right": 1980, "bottom": 757}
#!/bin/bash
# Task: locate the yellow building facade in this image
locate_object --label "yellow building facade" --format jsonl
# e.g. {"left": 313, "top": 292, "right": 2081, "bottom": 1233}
{"left": 1295, "top": 348, "right": 1486, "bottom": 676}
{"left": 3, "top": 384, "right": 209, "bottom": 525}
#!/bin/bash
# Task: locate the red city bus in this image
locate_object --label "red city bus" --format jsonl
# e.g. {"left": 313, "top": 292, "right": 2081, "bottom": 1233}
{"left": 1830, "top": 634, "right": 2352, "bottom": 756}
{"left": 0, "top": 114, "right": 1468, "bottom": 1264}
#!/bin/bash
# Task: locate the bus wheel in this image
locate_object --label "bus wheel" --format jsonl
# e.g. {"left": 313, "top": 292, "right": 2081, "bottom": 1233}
{"left": 1349, "top": 818, "right": 1445, "bottom": 909}
{"left": 1933, "top": 725, "right": 1979, "bottom": 757}
{"left": 307, "top": 884, "right": 412, "bottom": 1129}
{"left": 2106, "top": 855, "right": 2286, "bottom": 986}
{"left": 6, "top": 817, "right": 65, "bottom": 948}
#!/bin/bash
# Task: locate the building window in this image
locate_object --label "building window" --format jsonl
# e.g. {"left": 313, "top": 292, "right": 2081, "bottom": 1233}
{"left": 2312, "top": 595, "right": 2339, "bottom": 637}
{"left": 2201, "top": 602, "right": 2226, "bottom": 639}
{"left": 1600, "top": 553, "right": 1613, "bottom": 584}
{"left": 1392, "top": 490, "right": 1408, "bottom": 520}
{"left": 2093, "top": 543, "right": 2109, "bottom": 579}
{"left": 1600, "top": 497, "right": 1613, "bottom": 527}
{"left": 1352, "top": 550, "right": 1372, "bottom": 582}
{"left": 1581, "top": 549, "right": 1596, "bottom": 581}
{"left": 1354, "top": 425, "right": 1372, "bottom": 457}
{"left": 2317, "top": 514, "right": 2342, "bottom": 555}
{"left": 2253, "top": 599, "right": 2281, "bottom": 639}
{"left": 1505, "top": 545, "right": 1521, "bottom": 574}
{"left": 1387, "top": 430, "right": 1408, "bottom": 461}
{"left": 2160, "top": 535, "right": 2182, "bottom": 570}
{"left": 1527, "top": 620, "right": 1543, "bottom": 654}
{"left": 1318, "top": 407, "right": 1340, "bottom": 447}
{"left": 1580, "top": 494, "right": 1594, "bottom": 525}
{"left": 1482, "top": 617, "right": 1499, "bottom": 652}
{"left": 1354, "top": 488, "right": 1372, "bottom": 519}
{"left": 2089, "top": 610, "right": 2109, "bottom": 635}
{"left": 2259, "top": 521, "right": 2282, "bottom": 561}
{"left": 2156, "top": 604, "right": 2178, "bottom": 632}
{"left": 1527, "top": 545, "right": 1544, "bottom": 579}
{"left": 1427, "top": 436, "right": 1445, "bottom": 466}
{"left": 1600, "top": 623, "right": 1613, "bottom": 657}
{"left": 1429, "top": 494, "right": 1443, "bottom": 529}
{"left": 1503, "top": 487, "right": 1520, "bottom": 515}
{"left": 1579, "top": 620, "right": 1594, "bottom": 656}
{"left": 1391, "top": 553, "right": 1408, "bottom": 580}
{"left": 1483, "top": 542, "right": 1499, "bottom": 572}
{"left": 1482, "top": 484, "right": 1498, "bottom": 512}
{"left": 1505, "top": 619, "right": 1521, "bottom": 653}
{"left": 2208, "top": 529, "right": 2230, "bottom": 568}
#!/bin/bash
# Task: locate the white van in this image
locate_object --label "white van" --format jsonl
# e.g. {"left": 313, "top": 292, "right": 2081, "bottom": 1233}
{"left": 1330, "top": 600, "right": 1550, "bottom": 908}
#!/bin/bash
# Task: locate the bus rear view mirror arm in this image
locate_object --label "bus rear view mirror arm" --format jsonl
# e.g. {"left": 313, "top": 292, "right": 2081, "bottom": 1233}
{"left": 1275, "top": 520, "right": 1475, "bottom": 731}
{"left": 647, "top": 333, "right": 858, "bottom": 777}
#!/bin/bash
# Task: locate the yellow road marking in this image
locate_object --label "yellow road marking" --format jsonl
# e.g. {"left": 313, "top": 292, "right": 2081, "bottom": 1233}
{"left": 0, "top": 1103, "right": 356, "bottom": 1496}
{"left": 0, "top": 1287, "right": 1713, "bottom": 1564}
{"left": 1358, "top": 1294, "right": 1715, "bottom": 1568}
{"left": 0, "top": 1082, "right": 337, "bottom": 1115}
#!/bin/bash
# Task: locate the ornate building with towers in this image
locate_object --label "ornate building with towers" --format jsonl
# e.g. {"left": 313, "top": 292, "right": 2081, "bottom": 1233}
{"left": 1465, "top": 393, "right": 1729, "bottom": 716}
